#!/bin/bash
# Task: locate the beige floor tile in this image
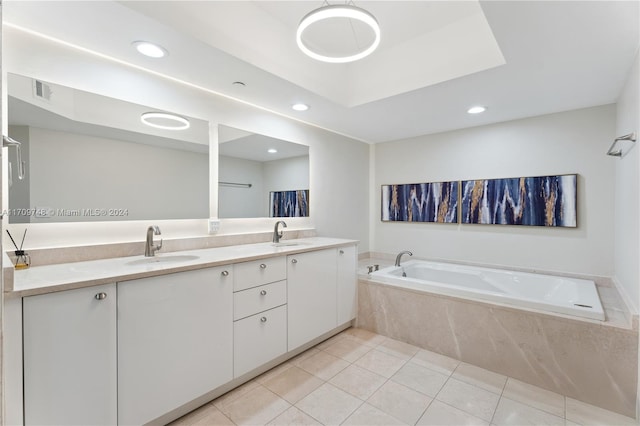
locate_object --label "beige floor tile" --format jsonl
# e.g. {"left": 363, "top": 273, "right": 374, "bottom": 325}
{"left": 295, "top": 383, "right": 363, "bottom": 425}
{"left": 343, "top": 327, "right": 387, "bottom": 347}
{"left": 323, "top": 337, "right": 372, "bottom": 363}
{"left": 502, "top": 378, "right": 565, "bottom": 418}
{"left": 263, "top": 366, "right": 324, "bottom": 404}
{"left": 342, "top": 403, "right": 407, "bottom": 425}
{"left": 565, "top": 397, "right": 637, "bottom": 426}
{"left": 266, "top": 406, "right": 322, "bottom": 426}
{"left": 367, "top": 380, "right": 433, "bottom": 425}
{"left": 170, "top": 402, "right": 234, "bottom": 426}
{"left": 213, "top": 379, "right": 261, "bottom": 412}
{"left": 452, "top": 363, "right": 507, "bottom": 395}
{"left": 219, "top": 385, "right": 291, "bottom": 425}
{"left": 297, "top": 350, "right": 350, "bottom": 380}
{"left": 289, "top": 348, "right": 321, "bottom": 367}
{"left": 376, "top": 337, "right": 420, "bottom": 360}
{"left": 411, "top": 349, "right": 460, "bottom": 376}
{"left": 436, "top": 378, "right": 500, "bottom": 422}
{"left": 417, "top": 400, "right": 489, "bottom": 426}
{"left": 315, "top": 333, "right": 347, "bottom": 351}
{"left": 492, "top": 397, "right": 565, "bottom": 425}
{"left": 391, "top": 362, "right": 449, "bottom": 397}
{"left": 256, "top": 362, "right": 294, "bottom": 384}
{"left": 329, "top": 364, "right": 387, "bottom": 400}
{"left": 354, "top": 348, "right": 407, "bottom": 378}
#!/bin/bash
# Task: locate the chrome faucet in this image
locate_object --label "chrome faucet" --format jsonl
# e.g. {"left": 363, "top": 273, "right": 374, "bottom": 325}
{"left": 273, "top": 221, "right": 287, "bottom": 243}
{"left": 395, "top": 250, "right": 413, "bottom": 267}
{"left": 145, "top": 226, "right": 163, "bottom": 257}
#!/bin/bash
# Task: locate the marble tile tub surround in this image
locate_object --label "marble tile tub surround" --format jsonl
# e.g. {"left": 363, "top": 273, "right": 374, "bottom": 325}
{"left": 357, "top": 278, "right": 639, "bottom": 418}
{"left": 359, "top": 252, "right": 638, "bottom": 331}
{"left": 5, "top": 228, "right": 316, "bottom": 267}
{"left": 171, "top": 328, "right": 637, "bottom": 426}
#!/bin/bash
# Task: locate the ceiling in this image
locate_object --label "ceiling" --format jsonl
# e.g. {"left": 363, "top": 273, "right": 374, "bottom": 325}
{"left": 4, "top": 1, "right": 639, "bottom": 144}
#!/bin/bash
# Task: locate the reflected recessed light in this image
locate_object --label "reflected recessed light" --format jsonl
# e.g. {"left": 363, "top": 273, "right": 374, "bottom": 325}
{"left": 467, "top": 106, "right": 487, "bottom": 114}
{"left": 141, "top": 112, "right": 190, "bottom": 130}
{"left": 268, "top": 148, "right": 278, "bottom": 154}
{"left": 132, "top": 41, "right": 167, "bottom": 58}
{"left": 292, "top": 103, "right": 309, "bottom": 111}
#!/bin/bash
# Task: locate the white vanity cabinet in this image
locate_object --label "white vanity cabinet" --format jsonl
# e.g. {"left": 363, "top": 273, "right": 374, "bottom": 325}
{"left": 287, "top": 248, "right": 338, "bottom": 351}
{"left": 337, "top": 245, "right": 358, "bottom": 325}
{"left": 233, "top": 257, "right": 288, "bottom": 377}
{"left": 117, "top": 266, "right": 233, "bottom": 425}
{"left": 23, "top": 283, "right": 117, "bottom": 426}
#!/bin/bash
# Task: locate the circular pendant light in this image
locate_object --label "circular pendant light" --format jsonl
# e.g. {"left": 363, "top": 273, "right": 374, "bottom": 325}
{"left": 141, "top": 112, "right": 190, "bottom": 130}
{"left": 296, "top": 4, "right": 381, "bottom": 63}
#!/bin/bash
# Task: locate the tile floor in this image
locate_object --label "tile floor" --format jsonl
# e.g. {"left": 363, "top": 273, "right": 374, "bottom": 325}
{"left": 171, "top": 328, "right": 637, "bottom": 426}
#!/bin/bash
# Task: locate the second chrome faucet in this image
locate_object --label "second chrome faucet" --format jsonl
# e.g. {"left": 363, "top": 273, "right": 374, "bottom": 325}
{"left": 145, "top": 226, "right": 163, "bottom": 257}
{"left": 273, "top": 221, "right": 287, "bottom": 244}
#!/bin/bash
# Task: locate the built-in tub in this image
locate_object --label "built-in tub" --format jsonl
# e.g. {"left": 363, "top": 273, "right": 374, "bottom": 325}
{"left": 370, "top": 260, "right": 605, "bottom": 321}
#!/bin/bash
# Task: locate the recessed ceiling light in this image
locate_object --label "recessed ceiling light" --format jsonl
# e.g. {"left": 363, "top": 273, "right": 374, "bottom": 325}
{"left": 467, "top": 106, "right": 487, "bottom": 114}
{"left": 232, "top": 81, "right": 246, "bottom": 87}
{"left": 268, "top": 148, "right": 278, "bottom": 154}
{"left": 292, "top": 103, "right": 309, "bottom": 111}
{"left": 132, "top": 41, "right": 167, "bottom": 58}
{"left": 141, "top": 112, "right": 190, "bottom": 130}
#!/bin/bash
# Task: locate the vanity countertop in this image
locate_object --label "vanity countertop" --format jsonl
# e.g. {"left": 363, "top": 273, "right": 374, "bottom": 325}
{"left": 6, "top": 237, "right": 357, "bottom": 298}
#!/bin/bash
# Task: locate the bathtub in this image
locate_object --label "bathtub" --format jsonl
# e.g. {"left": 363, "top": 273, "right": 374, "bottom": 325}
{"left": 369, "top": 260, "right": 605, "bottom": 321}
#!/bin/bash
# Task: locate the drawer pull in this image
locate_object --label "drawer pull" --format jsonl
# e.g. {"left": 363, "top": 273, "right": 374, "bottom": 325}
{"left": 260, "top": 263, "right": 267, "bottom": 269}
{"left": 291, "top": 259, "right": 298, "bottom": 264}
{"left": 339, "top": 249, "right": 344, "bottom": 254}
{"left": 221, "top": 270, "right": 229, "bottom": 276}
{"left": 260, "top": 316, "right": 267, "bottom": 323}
{"left": 95, "top": 292, "right": 107, "bottom": 301}
{"left": 260, "top": 290, "right": 267, "bottom": 296}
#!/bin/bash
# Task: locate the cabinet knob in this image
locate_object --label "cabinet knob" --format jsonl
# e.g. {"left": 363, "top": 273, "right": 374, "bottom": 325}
{"left": 260, "top": 263, "right": 267, "bottom": 269}
{"left": 291, "top": 259, "right": 298, "bottom": 264}
{"left": 95, "top": 292, "right": 107, "bottom": 300}
{"left": 221, "top": 270, "right": 229, "bottom": 276}
{"left": 260, "top": 290, "right": 267, "bottom": 296}
{"left": 339, "top": 250, "right": 345, "bottom": 255}
{"left": 260, "top": 316, "right": 267, "bottom": 323}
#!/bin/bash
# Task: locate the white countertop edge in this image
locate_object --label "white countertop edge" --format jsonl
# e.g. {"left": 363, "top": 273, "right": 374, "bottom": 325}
{"left": 7, "top": 237, "right": 358, "bottom": 298}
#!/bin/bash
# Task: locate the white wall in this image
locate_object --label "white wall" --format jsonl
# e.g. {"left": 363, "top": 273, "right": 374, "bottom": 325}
{"left": 2, "top": 26, "right": 370, "bottom": 250}
{"left": 372, "top": 105, "right": 616, "bottom": 276}
{"left": 264, "top": 155, "right": 309, "bottom": 193}
{"left": 614, "top": 50, "right": 640, "bottom": 313}
{"left": 218, "top": 155, "right": 265, "bottom": 218}
{"left": 25, "top": 127, "right": 208, "bottom": 222}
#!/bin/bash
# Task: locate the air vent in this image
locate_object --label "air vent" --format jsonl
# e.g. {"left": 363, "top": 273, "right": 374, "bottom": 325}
{"left": 33, "top": 79, "right": 52, "bottom": 101}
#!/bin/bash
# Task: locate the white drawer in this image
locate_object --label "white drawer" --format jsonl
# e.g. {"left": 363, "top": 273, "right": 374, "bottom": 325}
{"left": 234, "top": 280, "right": 287, "bottom": 320}
{"left": 233, "top": 305, "right": 287, "bottom": 378}
{"left": 234, "top": 257, "right": 286, "bottom": 291}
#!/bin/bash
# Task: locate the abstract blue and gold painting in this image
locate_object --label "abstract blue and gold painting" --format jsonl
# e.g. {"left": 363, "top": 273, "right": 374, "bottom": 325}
{"left": 381, "top": 181, "right": 458, "bottom": 223}
{"left": 270, "top": 190, "right": 309, "bottom": 218}
{"left": 460, "top": 174, "right": 577, "bottom": 227}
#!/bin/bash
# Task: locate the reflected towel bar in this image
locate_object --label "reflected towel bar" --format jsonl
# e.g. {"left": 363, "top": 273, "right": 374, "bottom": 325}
{"left": 3, "top": 135, "right": 26, "bottom": 181}
{"left": 219, "top": 181, "right": 252, "bottom": 188}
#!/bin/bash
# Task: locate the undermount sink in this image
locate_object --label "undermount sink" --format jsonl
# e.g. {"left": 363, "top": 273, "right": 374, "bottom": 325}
{"left": 125, "top": 255, "right": 200, "bottom": 266}
{"left": 271, "top": 241, "right": 310, "bottom": 247}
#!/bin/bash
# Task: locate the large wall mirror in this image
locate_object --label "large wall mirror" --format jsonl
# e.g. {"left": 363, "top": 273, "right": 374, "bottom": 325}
{"left": 218, "top": 125, "right": 309, "bottom": 219}
{"left": 7, "top": 73, "right": 210, "bottom": 223}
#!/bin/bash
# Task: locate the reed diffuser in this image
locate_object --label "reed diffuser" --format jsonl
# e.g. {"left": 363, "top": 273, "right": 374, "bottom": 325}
{"left": 7, "top": 229, "right": 30, "bottom": 269}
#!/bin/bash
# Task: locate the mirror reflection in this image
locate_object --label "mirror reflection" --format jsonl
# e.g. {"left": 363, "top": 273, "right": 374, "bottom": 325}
{"left": 218, "top": 125, "right": 309, "bottom": 218}
{"left": 7, "top": 73, "right": 210, "bottom": 223}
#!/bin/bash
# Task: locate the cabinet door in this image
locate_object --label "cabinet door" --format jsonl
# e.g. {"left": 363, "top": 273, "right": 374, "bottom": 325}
{"left": 234, "top": 305, "right": 287, "bottom": 378}
{"left": 288, "top": 249, "right": 337, "bottom": 351}
{"left": 117, "top": 266, "right": 233, "bottom": 425}
{"left": 337, "top": 245, "right": 358, "bottom": 325}
{"left": 23, "top": 283, "right": 117, "bottom": 426}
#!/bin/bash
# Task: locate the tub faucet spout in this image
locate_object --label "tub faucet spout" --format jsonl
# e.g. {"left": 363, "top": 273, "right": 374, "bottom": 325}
{"left": 395, "top": 250, "right": 413, "bottom": 267}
